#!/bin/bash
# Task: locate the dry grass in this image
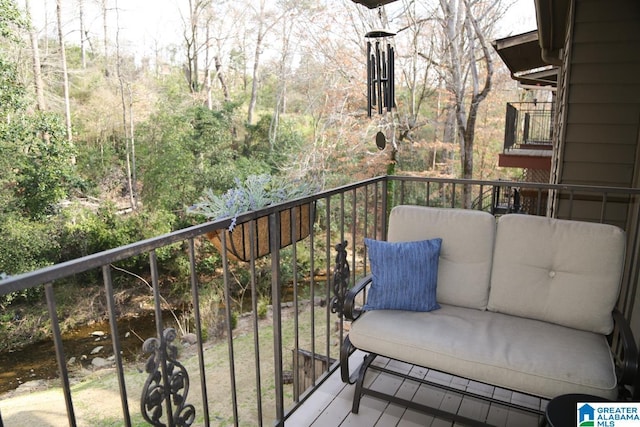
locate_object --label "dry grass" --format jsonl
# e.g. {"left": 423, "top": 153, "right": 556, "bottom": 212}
{"left": 0, "top": 302, "right": 343, "bottom": 427}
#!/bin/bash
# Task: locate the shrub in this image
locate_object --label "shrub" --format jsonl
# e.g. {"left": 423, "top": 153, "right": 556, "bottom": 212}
{"left": 0, "top": 214, "right": 59, "bottom": 276}
{"left": 257, "top": 296, "right": 269, "bottom": 319}
{"left": 58, "top": 204, "right": 177, "bottom": 271}
{"left": 0, "top": 214, "right": 60, "bottom": 304}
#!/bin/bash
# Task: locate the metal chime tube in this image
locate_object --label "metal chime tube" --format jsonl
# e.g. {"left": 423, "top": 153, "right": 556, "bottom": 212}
{"left": 367, "top": 41, "right": 373, "bottom": 117}
{"left": 365, "top": 30, "right": 395, "bottom": 117}
{"left": 375, "top": 41, "right": 383, "bottom": 114}
{"left": 381, "top": 46, "right": 388, "bottom": 110}
{"left": 389, "top": 44, "right": 395, "bottom": 111}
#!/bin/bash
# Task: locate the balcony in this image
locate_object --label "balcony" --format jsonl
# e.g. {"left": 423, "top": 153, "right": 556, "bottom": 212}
{"left": 499, "top": 102, "right": 553, "bottom": 171}
{"left": 1, "top": 176, "right": 638, "bottom": 426}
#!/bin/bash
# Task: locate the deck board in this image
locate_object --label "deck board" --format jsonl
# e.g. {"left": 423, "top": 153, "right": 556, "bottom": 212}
{"left": 285, "top": 353, "right": 547, "bottom": 427}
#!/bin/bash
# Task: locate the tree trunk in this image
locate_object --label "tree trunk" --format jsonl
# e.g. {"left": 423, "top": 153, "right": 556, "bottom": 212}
{"left": 44, "top": 0, "right": 49, "bottom": 55}
{"left": 214, "top": 56, "right": 231, "bottom": 103}
{"left": 205, "top": 22, "right": 212, "bottom": 109}
{"left": 183, "top": 0, "right": 208, "bottom": 93}
{"left": 247, "top": 11, "right": 263, "bottom": 125}
{"left": 25, "top": 0, "right": 46, "bottom": 111}
{"left": 247, "top": 44, "right": 260, "bottom": 124}
{"left": 270, "top": 14, "right": 290, "bottom": 149}
{"left": 128, "top": 86, "right": 137, "bottom": 205}
{"left": 56, "top": 0, "right": 73, "bottom": 147}
{"left": 438, "top": 0, "right": 495, "bottom": 207}
{"left": 79, "top": 0, "right": 86, "bottom": 68}
{"left": 102, "top": 0, "right": 109, "bottom": 76}
{"left": 248, "top": 0, "right": 275, "bottom": 125}
{"left": 114, "top": 0, "right": 136, "bottom": 210}
{"left": 189, "top": 0, "right": 199, "bottom": 92}
{"left": 462, "top": 0, "right": 494, "bottom": 206}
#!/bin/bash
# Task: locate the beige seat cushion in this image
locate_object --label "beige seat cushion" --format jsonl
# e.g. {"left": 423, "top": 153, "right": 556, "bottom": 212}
{"left": 349, "top": 305, "right": 618, "bottom": 399}
{"left": 488, "top": 214, "right": 625, "bottom": 334}
{"left": 387, "top": 206, "right": 496, "bottom": 310}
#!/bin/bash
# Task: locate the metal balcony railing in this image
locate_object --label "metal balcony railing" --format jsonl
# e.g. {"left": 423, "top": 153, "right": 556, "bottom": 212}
{"left": 1, "top": 176, "right": 639, "bottom": 426}
{"left": 503, "top": 102, "right": 554, "bottom": 151}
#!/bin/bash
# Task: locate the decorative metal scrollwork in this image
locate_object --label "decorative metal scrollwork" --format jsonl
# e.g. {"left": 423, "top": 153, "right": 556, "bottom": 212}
{"left": 141, "top": 328, "right": 195, "bottom": 427}
{"left": 331, "top": 240, "right": 350, "bottom": 317}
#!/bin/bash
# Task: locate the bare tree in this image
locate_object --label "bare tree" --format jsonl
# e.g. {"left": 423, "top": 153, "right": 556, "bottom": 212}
{"left": 270, "top": 1, "right": 301, "bottom": 147}
{"left": 247, "top": 0, "right": 267, "bottom": 125}
{"left": 181, "top": 0, "right": 212, "bottom": 94}
{"left": 114, "top": 0, "right": 136, "bottom": 210}
{"left": 100, "top": 0, "right": 109, "bottom": 76}
{"left": 397, "top": 0, "right": 437, "bottom": 139}
{"left": 202, "top": 1, "right": 232, "bottom": 107}
{"left": 204, "top": 12, "right": 212, "bottom": 108}
{"left": 247, "top": 0, "right": 289, "bottom": 125}
{"left": 214, "top": 0, "right": 249, "bottom": 105}
{"left": 56, "top": 0, "right": 73, "bottom": 144}
{"left": 78, "top": 0, "right": 86, "bottom": 68}
{"left": 437, "top": 0, "right": 497, "bottom": 206}
{"left": 214, "top": 55, "right": 231, "bottom": 102}
{"left": 25, "top": 0, "right": 46, "bottom": 111}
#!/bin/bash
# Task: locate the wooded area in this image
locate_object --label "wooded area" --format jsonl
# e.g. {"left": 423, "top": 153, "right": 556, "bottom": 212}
{"left": 0, "top": 0, "right": 526, "bottom": 287}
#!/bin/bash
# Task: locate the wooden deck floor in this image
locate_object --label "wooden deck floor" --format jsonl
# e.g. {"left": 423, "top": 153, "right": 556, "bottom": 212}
{"left": 285, "top": 351, "right": 547, "bottom": 427}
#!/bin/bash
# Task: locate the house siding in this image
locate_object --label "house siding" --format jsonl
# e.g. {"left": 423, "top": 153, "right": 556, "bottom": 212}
{"left": 549, "top": 0, "right": 640, "bottom": 332}
{"left": 555, "top": 0, "right": 640, "bottom": 190}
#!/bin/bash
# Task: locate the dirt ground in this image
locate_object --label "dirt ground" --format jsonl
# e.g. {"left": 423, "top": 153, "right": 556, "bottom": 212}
{"left": 0, "top": 301, "right": 337, "bottom": 427}
{"left": 0, "top": 378, "right": 131, "bottom": 427}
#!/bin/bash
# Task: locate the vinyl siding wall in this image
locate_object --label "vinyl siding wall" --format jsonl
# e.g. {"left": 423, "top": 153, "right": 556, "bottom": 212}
{"left": 550, "top": 0, "right": 640, "bottom": 333}
{"left": 556, "top": 0, "right": 640, "bottom": 189}
{"left": 552, "top": 0, "right": 640, "bottom": 227}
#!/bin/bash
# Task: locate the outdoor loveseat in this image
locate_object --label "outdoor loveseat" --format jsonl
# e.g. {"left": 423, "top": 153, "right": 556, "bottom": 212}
{"left": 340, "top": 205, "right": 638, "bottom": 423}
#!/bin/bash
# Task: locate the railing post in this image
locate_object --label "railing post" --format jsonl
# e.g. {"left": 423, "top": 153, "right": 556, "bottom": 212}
{"left": 382, "top": 177, "right": 389, "bottom": 240}
{"left": 270, "top": 212, "right": 285, "bottom": 426}
{"left": 220, "top": 232, "right": 239, "bottom": 426}
{"left": 103, "top": 265, "right": 131, "bottom": 426}
{"left": 187, "top": 239, "right": 210, "bottom": 426}
{"left": 45, "top": 283, "right": 77, "bottom": 427}
{"left": 504, "top": 103, "right": 517, "bottom": 150}
{"left": 248, "top": 222, "right": 264, "bottom": 425}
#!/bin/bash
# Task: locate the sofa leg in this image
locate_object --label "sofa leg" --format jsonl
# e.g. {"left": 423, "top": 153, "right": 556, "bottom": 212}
{"left": 352, "top": 352, "right": 377, "bottom": 414}
{"left": 340, "top": 335, "right": 358, "bottom": 384}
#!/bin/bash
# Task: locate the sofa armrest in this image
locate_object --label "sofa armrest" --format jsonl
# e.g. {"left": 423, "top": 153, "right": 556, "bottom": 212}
{"left": 610, "top": 309, "right": 638, "bottom": 390}
{"left": 344, "top": 274, "right": 372, "bottom": 321}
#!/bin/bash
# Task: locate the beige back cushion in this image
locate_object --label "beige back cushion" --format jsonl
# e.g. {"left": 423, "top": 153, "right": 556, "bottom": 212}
{"left": 387, "top": 206, "right": 496, "bottom": 309}
{"left": 488, "top": 214, "right": 625, "bottom": 334}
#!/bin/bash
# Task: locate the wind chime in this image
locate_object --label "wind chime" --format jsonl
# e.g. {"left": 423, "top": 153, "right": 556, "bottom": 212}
{"left": 365, "top": 10, "right": 396, "bottom": 151}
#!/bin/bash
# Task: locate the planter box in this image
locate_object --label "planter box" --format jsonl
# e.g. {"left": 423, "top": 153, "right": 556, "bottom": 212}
{"left": 291, "top": 348, "right": 336, "bottom": 396}
{"left": 206, "top": 203, "right": 313, "bottom": 262}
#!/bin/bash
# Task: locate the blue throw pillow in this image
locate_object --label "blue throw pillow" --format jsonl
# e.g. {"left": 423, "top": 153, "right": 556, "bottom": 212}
{"left": 363, "top": 238, "right": 442, "bottom": 312}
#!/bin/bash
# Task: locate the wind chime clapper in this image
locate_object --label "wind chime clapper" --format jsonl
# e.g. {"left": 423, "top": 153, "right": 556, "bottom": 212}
{"left": 366, "top": 28, "right": 396, "bottom": 119}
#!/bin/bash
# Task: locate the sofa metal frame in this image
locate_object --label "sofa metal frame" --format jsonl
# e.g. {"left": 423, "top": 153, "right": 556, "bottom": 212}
{"left": 339, "top": 274, "right": 639, "bottom": 426}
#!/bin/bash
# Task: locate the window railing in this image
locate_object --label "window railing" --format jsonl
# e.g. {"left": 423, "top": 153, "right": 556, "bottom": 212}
{"left": 1, "top": 176, "right": 639, "bottom": 427}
